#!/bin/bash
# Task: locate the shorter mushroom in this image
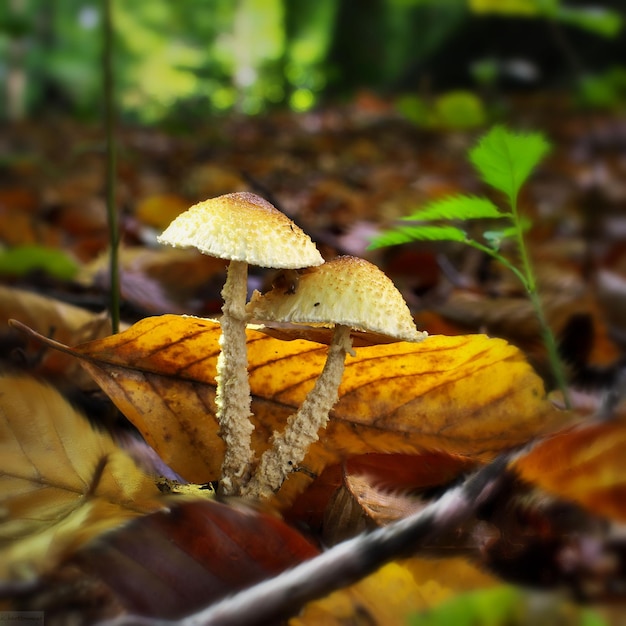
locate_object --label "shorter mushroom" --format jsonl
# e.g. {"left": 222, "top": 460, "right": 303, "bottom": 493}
{"left": 157, "top": 192, "right": 323, "bottom": 494}
{"left": 243, "top": 255, "right": 427, "bottom": 499}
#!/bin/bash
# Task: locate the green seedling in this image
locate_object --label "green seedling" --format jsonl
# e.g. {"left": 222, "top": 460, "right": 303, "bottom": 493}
{"left": 369, "top": 125, "right": 570, "bottom": 408}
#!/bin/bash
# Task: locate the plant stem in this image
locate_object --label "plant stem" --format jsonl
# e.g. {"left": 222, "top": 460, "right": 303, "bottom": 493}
{"left": 103, "top": 0, "right": 120, "bottom": 333}
{"left": 509, "top": 201, "right": 571, "bottom": 409}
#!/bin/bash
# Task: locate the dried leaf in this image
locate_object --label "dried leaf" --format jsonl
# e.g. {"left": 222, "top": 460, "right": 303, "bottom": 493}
{"left": 69, "top": 499, "right": 319, "bottom": 620}
{"left": 13, "top": 314, "right": 565, "bottom": 506}
{"left": 0, "top": 285, "right": 111, "bottom": 386}
{"left": 77, "top": 247, "right": 227, "bottom": 316}
{"left": 135, "top": 193, "right": 189, "bottom": 229}
{"left": 512, "top": 417, "right": 626, "bottom": 522}
{"left": 287, "top": 452, "right": 477, "bottom": 532}
{"left": 0, "top": 374, "right": 166, "bottom": 582}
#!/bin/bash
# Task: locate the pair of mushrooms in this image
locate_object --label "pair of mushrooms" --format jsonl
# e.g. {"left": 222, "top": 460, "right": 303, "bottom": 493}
{"left": 158, "top": 192, "right": 427, "bottom": 499}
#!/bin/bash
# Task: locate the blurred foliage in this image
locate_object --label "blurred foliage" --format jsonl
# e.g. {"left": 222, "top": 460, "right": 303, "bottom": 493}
{"left": 0, "top": 0, "right": 623, "bottom": 124}
{"left": 395, "top": 90, "right": 487, "bottom": 129}
{"left": 0, "top": 245, "right": 78, "bottom": 280}
{"left": 577, "top": 66, "right": 626, "bottom": 110}
{"left": 408, "top": 585, "right": 609, "bottom": 626}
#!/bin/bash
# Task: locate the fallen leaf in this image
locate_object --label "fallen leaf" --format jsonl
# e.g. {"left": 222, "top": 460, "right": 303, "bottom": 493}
{"left": 0, "top": 374, "right": 166, "bottom": 582}
{"left": 0, "top": 207, "right": 63, "bottom": 248}
{"left": 512, "top": 416, "right": 626, "bottom": 522}
{"left": 0, "top": 285, "right": 111, "bottom": 386}
{"left": 67, "top": 499, "right": 319, "bottom": 620}
{"left": 77, "top": 247, "right": 227, "bottom": 316}
{"left": 135, "top": 193, "right": 189, "bottom": 229}
{"left": 15, "top": 314, "right": 567, "bottom": 507}
{"left": 286, "top": 452, "right": 477, "bottom": 532}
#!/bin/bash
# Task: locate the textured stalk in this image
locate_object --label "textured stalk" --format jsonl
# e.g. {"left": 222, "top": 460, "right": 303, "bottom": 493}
{"left": 216, "top": 261, "right": 254, "bottom": 495}
{"left": 244, "top": 324, "right": 353, "bottom": 499}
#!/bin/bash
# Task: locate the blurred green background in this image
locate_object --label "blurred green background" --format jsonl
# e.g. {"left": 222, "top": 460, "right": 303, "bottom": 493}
{"left": 0, "top": 0, "right": 623, "bottom": 126}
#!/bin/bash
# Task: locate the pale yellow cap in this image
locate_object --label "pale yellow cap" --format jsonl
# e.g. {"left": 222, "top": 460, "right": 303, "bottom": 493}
{"left": 247, "top": 256, "right": 427, "bottom": 343}
{"left": 157, "top": 192, "right": 324, "bottom": 269}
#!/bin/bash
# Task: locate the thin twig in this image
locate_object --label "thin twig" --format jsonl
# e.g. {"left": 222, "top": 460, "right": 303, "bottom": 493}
{"left": 103, "top": 0, "right": 120, "bottom": 333}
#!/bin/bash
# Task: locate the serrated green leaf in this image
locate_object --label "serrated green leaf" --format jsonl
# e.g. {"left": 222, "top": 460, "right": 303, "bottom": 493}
{"left": 368, "top": 225, "right": 467, "bottom": 249}
{"left": 469, "top": 125, "right": 550, "bottom": 206}
{"left": 401, "top": 195, "right": 505, "bottom": 222}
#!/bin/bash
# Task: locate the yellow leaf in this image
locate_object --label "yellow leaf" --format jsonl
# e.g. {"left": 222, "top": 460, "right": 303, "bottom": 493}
{"left": 56, "top": 314, "right": 566, "bottom": 507}
{"left": 0, "top": 375, "right": 166, "bottom": 582}
{"left": 14, "top": 315, "right": 566, "bottom": 505}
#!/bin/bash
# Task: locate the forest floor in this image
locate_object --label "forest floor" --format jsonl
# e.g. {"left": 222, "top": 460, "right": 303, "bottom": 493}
{"left": 1, "top": 94, "right": 626, "bottom": 625}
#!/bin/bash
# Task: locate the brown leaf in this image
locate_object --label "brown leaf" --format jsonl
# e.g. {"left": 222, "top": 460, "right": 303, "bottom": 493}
{"left": 0, "top": 374, "right": 166, "bottom": 582}
{"left": 67, "top": 499, "right": 319, "bottom": 620}
{"left": 287, "top": 452, "right": 477, "bottom": 532}
{"left": 77, "top": 247, "right": 227, "bottom": 316}
{"left": 13, "top": 315, "right": 567, "bottom": 506}
{"left": 0, "top": 285, "right": 111, "bottom": 386}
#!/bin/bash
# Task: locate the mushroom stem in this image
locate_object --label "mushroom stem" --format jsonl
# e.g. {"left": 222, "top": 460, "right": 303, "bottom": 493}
{"left": 243, "top": 324, "right": 354, "bottom": 499}
{"left": 216, "top": 260, "right": 255, "bottom": 495}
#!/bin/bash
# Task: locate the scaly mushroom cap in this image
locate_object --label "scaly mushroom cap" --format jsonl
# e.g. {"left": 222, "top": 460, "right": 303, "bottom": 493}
{"left": 157, "top": 192, "right": 324, "bottom": 269}
{"left": 247, "top": 255, "right": 427, "bottom": 343}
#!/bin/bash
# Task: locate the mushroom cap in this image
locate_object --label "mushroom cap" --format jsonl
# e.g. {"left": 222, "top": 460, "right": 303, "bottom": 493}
{"left": 247, "top": 256, "right": 427, "bottom": 343}
{"left": 157, "top": 192, "right": 324, "bottom": 269}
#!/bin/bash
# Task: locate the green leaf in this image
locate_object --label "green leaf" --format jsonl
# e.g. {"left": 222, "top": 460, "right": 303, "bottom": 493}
{"left": 368, "top": 225, "right": 467, "bottom": 249}
{"left": 469, "top": 125, "right": 550, "bottom": 206}
{"left": 0, "top": 245, "right": 78, "bottom": 280}
{"left": 433, "top": 90, "right": 486, "bottom": 130}
{"left": 401, "top": 195, "right": 505, "bottom": 222}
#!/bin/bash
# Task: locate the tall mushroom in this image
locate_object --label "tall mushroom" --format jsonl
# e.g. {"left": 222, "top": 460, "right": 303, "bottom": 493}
{"left": 157, "top": 192, "right": 324, "bottom": 495}
{"left": 243, "top": 255, "right": 427, "bottom": 499}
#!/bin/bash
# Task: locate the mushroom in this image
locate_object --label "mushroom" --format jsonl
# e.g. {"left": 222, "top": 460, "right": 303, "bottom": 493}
{"left": 157, "top": 192, "right": 324, "bottom": 494}
{"left": 243, "top": 255, "right": 427, "bottom": 499}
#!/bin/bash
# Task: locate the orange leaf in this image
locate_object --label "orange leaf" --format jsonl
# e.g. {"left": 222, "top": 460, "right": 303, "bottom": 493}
{"left": 14, "top": 314, "right": 566, "bottom": 506}
{"left": 135, "top": 194, "right": 189, "bottom": 229}
{"left": 512, "top": 417, "right": 626, "bottom": 522}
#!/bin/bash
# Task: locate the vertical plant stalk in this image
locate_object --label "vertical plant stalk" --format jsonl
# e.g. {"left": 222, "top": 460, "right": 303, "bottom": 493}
{"left": 509, "top": 198, "right": 571, "bottom": 409}
{"left": 103, "top": 0, "right": 120, "bottom": 333}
